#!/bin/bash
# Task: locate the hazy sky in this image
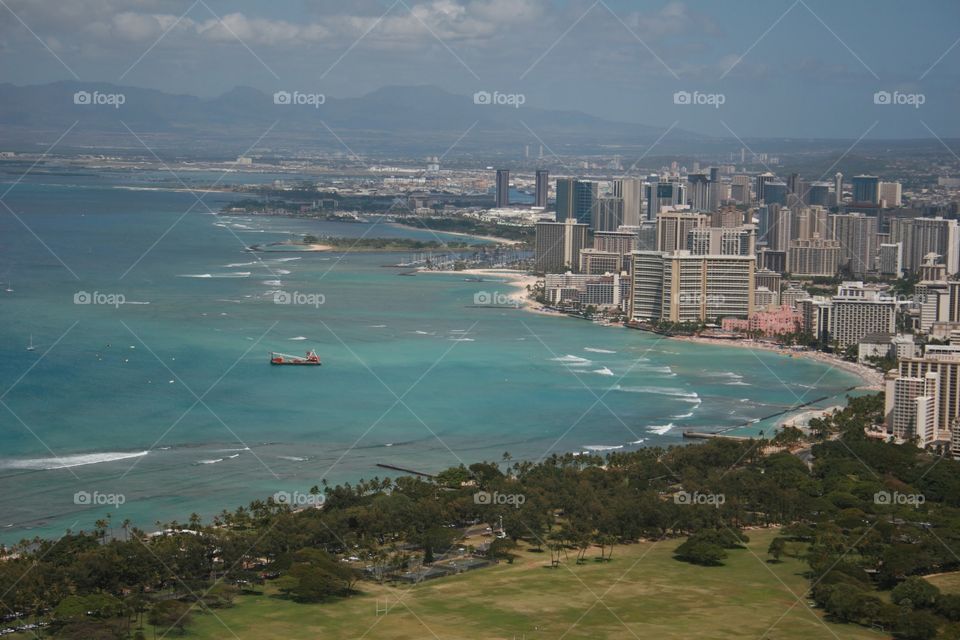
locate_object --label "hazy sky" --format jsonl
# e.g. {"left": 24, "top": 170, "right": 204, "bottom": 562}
{"left": 1, "top": 0, "right": 958, "bottom": 138}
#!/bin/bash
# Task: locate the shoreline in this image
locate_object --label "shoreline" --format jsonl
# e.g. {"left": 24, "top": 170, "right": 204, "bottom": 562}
{"left": 389, "top": 223, "right": 523, "bottom": 246}
{"left": 670, "top": 335, "right": 884, "bottom": 391}
{"left": 416, "top": 268, "right": 564, "bottom": 317}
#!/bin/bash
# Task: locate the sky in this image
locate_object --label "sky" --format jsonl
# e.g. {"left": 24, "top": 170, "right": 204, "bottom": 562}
{"left": 0, "top": 0, "right": 958, "bottom": 139}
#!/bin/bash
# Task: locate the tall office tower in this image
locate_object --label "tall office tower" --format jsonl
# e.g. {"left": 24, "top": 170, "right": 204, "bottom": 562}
{"left": 534, "top": 218, "right": 589, "bottom": 273}
{"left": 687, "top": 173, "right": 711, "bottom": 211}
{"left": 787, "top": 173, "right": 801, "bottom": 194}
{"left": 709, "top": 167, "right": 722, "bottom": 212}
{"left": 755, "top": 172, "right": 777, "bottom": 203}
{"left": 829, "top": 282, "right": 897, "bottom": 349}
{"left": 644, "top": 179, "right": 686, "bottom": 220}
{"left": 879, "top": 181, "right": 902, "bottom": 208}
{"left": 756, "top": 205, "right": 773, "bottom": 244}
{"left": 806, "top": 182, "right": 832, "bottom": 207}
{"left": 791, "top": 206, "right": 828, "bottom": 241}
{"left": 889, "top": 217, "right": 960, "bottom": 274}
{"left": 731, "top": 175, "right": 752, "bottom": 203}
{"left": 877, "top": 243, "right": 904, "bottom": 278}
{"left": 835, "top": 172, "right": 844, "bottom": 207}
{"left": 629, "top": 251, "right": 755, "bottom": 322}
{"left": 787, "top": 236, "right": 842, "bottom": 276}
{"left": 495, "top": 169, "right": 510, "bottom": 208}
{"left": 767, "top": 206, "right": 792, "bottom": 251}
{"left": 656, "top": 211, "right": 708, "bottom": 252}
{"left": 687, "top": 226, "right": 756, "bottom": 256}
{"left": 829, "top": 212, "right": 877, "bottom": 276}
{"left": 534, "top": 170, "right": 549, "bottom": 208}
{"left": 852, "top": 175, "right": 880, "bottom": 205}
{"left": 763, "top": 181, "right": 789, "bottom": 206}
{"left": 555, "top": 179, "right": 599, "bottom": 225}
{"left": 740, "top": 148, "right": 747, "bottom": 164}
{"left": 612, "top": 178, "right": 643, "bottom": 226}
{"left": 593, "top": 197, "right": 625, "bottom": 232}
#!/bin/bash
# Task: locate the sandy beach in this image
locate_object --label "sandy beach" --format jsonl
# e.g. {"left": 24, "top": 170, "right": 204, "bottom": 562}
{"left": 671, "top": 335, "right": 884, "bottom": 390}
{"left": 417, "top": 268, "right": 564, "bottom": 315}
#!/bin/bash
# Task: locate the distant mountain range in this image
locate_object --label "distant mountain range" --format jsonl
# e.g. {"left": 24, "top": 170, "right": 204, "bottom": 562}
{"left": 0, "top": 82, "right": 711, "bottom": 158}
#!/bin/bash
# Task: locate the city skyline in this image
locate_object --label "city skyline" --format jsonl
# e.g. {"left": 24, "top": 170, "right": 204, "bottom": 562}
{"left": 0, "top": 0, "right": 957, "bottom": 138}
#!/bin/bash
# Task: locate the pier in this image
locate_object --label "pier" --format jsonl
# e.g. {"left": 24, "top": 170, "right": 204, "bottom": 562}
{"left": 376, "top": 463, "right": 435, "bottom": 478}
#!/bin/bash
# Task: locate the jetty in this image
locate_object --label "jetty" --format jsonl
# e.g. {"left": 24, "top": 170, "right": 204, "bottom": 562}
{"left": 376, "top": 463, "right": 435, "bottom": 478}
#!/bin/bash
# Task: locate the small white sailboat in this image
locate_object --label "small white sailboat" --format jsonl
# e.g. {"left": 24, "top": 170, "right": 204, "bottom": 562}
{"left": 4, "top": 281, "right": 12, "bottom": 293}
{"left": 26, "top": 335, "right": 35, "bottom": 352}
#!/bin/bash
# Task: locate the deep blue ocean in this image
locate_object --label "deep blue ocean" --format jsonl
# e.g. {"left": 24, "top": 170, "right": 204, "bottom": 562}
{"left": 0, "top": 169, "right": 860, "bottom": 542}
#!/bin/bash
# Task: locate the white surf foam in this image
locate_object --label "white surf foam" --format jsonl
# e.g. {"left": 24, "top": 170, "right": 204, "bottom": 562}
{"left": 592, "top": 367, "right": 615, "bottom": 376}
{"left": 2, "top": 450, "right": 149, "bottom": 470}
{"left": 551, "top": 355, "right": 592, "bottom": 366}
{"left": 583, "top": 444, "right": 623, "bottom": 452}
{"left": 289, "top": 336, "right": 308, "bottom": 341}
{"left": 179, "top": 272, "right": 251, "bottom": 279}
{"left": 584, "top": 347, "right": 616, "bottom": 354}
{"left": 646, "top": 423, "right": 675, "bottom": 435}
{"left": 613, "top": 385, "right": 700, "bottom": 402}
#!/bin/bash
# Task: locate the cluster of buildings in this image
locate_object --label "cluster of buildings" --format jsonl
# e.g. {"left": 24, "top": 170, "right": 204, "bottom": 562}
{"left": 519, "top": 166, "right": 960, "bottom": 455}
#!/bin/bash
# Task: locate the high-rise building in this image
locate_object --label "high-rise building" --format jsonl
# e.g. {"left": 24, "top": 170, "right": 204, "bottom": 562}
{"left": 763, "top": 181, "right": 789, "bottom": 206}
{"left": 877, "top": 243, "right": 903, "bottom": 278}
{"left": 886, "top": 371, "right": 940, "bottom": 446}
{"left": 879, "top": 181, "right": 902, "bottom": 208}
{"left": 731, "top": 175, "right": 752, "bottom": 204}
{"left": 766, "top": 206, "right": 792, "bottom": 252}
{"left": 852, "top": 175, "right": 880, "bottom": 205}
{"left": 495, "top": 169, "right": 510, "bottom": 208}
{"left": 829, "top": 282, "right": 897, "bottom": 349}
{"left": 644, "top": 179, "right": 686, "bottom": 220}
{"left": 790, "top": 206, "right": 828, "bottom": 241}
{"left": 687, "top": 226, "right": 756, "bottom": 256}
{"left": 534, "top": 170, "right": 549, "bottom": 208}
{"left": 828, "top": 212, "right": 877, "bottom": 277}
{"left": 687, "top": 173, "right": 711, "bottom": 211}
{"left": 656, "top": 211, "right": 708, "bottom": 252}
{"left": 555, "top": 179, "right": 598, "bottom": 226}
{"left": 889, "top": 217, "right": 960, "bottom": 274}
{"left": 755, "top": 172, "right": 777, "bottom": 203}
{"left": 709, "top": 167, "right": 722, "bottom": 212}
{"left": 534, "top": 218, "right": 589, "bottom": 273}
{"left": 612, "top": 178, "right": 643, "bottom": 226}
{"left": 806, "top": 182, "right": 832, "bottom": 207}
{"left": 630, "top": 251, "right": 755, "bottom": 323}
{"left": 593, "top": 197, "right": 625, "bottom": 232}
{"left": 788, "top": 236, "right": 842, "bottom": 276}
{"left": 895, "top": 344, "right": 960, "bottom": 451}
{"left": 834, "top": 172, "right": 844, "bottom": 207}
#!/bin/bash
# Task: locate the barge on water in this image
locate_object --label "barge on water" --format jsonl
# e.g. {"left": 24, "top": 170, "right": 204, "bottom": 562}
{"left": 270, "top": 350, "right": 322, "bottom": 366}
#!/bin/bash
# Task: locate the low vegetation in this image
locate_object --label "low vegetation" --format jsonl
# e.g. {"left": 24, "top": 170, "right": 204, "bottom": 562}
{"left": 5, "top": 394, "right": 960, "bottom": 638}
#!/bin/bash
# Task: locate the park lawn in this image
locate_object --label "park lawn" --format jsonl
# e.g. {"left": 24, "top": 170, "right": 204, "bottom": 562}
{"left": 186, "top": 528, "right": 885, "bottom": 639}
{"left": 926, "top": 571, "right": 960, "bottom": 593}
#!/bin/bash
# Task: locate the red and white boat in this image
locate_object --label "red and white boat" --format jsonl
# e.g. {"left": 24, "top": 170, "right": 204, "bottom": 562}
{"left": 270, "top": 350, "right": 322, "bottom": 366}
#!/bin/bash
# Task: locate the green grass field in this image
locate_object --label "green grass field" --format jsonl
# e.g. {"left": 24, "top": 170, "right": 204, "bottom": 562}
{"left": 186, "top": 528, "right": 884, "bottom": 639}
{"left": 926, "top": 571, "right": 960, "bottom": 594}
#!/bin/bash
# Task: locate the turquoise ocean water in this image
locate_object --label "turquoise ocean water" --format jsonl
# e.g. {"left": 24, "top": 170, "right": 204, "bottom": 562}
{"left": 0, "top": 170, "right": 861, "bottom": 542}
